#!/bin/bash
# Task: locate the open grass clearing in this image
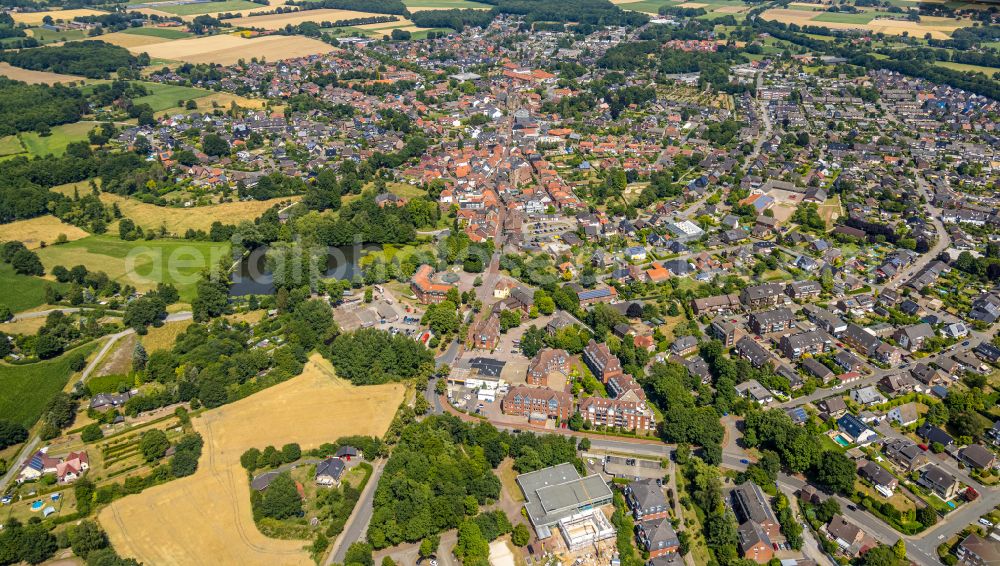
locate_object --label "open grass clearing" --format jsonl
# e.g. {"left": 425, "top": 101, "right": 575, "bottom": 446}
{"left": 121, "top": 26, "right": 193, "bottom": 39}
{"left": 0, "top": 317, "right": 48, "bottom": 335}
{"left": 135, "top": 33, "right": 335, "bottom": 64}
{"left": 100, "top": 353, "right": 404, "bottom": 565}
{"left": 935, "top": 60, "right": 1000, "bottom": 75}
{"left": 10, "top": 9, "right": 108, "bottom": 25}
{"left": 26, "top": 27, "right": 88, "bottom": 43}
{"left": 0, "top": 263, "right": 66, "bottom": 314}
{"left": 403, "top": 0, "right": 491, "bottom": 9}
{"left": 19, "top": 121, "right": 94, "bottom": 157}
{"left": 131, "top": 82, "right": 213, "bottom": 112}
{"left": 0, "top": 135, "right": 25, "bottom": 158}
{"left": 99, "top": 193, "right": 298, "bottom": 234}
{"left": 0, "top": 341, "right": 100, "bottom": 428}
{"left": 147, "top": 0, "right": 260, "bottom": 15}
{"left": 35, "top": 235, "right": 232, "bottom": 303}
{"left": 140, "top": 319, "right": 192, "bottom": 352}
{"left": 0, "top": 214, "right": 90, "bottom": 249}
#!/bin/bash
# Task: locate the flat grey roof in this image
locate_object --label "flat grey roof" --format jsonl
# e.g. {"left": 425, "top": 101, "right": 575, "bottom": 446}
{"left": 518, "top": 463, "right": 613, "bottom": 528}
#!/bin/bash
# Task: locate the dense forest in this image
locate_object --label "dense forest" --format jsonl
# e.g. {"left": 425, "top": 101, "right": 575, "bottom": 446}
{"left": 326, "top": 328, "right": 434, "bottom": 385}
{"left": 0, "top": 41, "right": 145, "bottom": 79}
{"left": 0, "top": 78, "right": 87, "bottom": 136}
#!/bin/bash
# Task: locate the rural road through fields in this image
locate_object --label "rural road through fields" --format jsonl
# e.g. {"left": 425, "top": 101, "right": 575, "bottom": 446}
{"left": 0, "top": 311, "right": 193, "bottom": 493}
{"left": 327, "top": 459, "right": 387, "bottom": 565}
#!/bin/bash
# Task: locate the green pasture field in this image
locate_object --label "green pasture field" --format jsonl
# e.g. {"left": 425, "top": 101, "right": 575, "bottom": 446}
{"left": 151, "top": 0, "right": 260, "bottom": 15}
{"left": 0, "top": 341, "right": 100, "bottom": 428}
{"left": 0, "top": 263, "right": 65, "bottom": 313}
{"left": 119, "top": 26, "right": 192, "bottom": 39}
{"left": 19, "top": 121, "right": 93, "bottom": 157}
{"left": 131, "top": 82, "right": 213, "bottom": 112}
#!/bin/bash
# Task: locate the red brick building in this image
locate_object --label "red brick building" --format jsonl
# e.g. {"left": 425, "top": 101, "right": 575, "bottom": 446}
{"left": 411, "top": 264, "right": 453, "bottom": 304}
{"left": 501, "top": 386, "right": 573, "bottom": 421}
{"left": 526, "top": 348, "right": 570, "bottom": 386}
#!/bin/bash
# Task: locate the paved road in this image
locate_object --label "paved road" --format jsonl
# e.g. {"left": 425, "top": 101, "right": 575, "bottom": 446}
{"left": 11, "top": 307, "right": 84, "bottom": 321}
{"left": 327, "top": 459, "right": 387, "bottom": 565}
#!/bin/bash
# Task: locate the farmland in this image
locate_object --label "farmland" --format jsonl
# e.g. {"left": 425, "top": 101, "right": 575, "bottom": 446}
{"left": 100, "top": 354, "right": 404, "bottom": 565}
{"left": 140, "top": 319, "right": 192, "bottom": 352}
{"left": 131, "top": 82, "right": 213, "bottom": 111}
{"left": 0, "top": 214, "right": 90, "bottom": 249}
{"left": 0, "top": 341, "right": 100, "bottom": 428}
{"left": 136, "top": 34, "right": 336, "bottom": 65}
{"left": 403, "top": 0, "right": 491, "bottom": 10}
{"left": 0, "top": 62, "right": 89, "bottom": 85}
{"left": 0, "top": 135, "right": 24, "bottom": 158}
{"left": 9, "top": 9, "right": 107, "bottom": 25}
{"left": 0, "top": 263, "right": 65, "bottom": 313}
{"left": 760, "top": 6, "right": 967, "bottom": 38}
{"left": 144, "top": 0, "right": 260, "bottom": 16}
{"left": 27, "top": 27, "right": 88, "bottom": 43}
{"left": 234, "top": 8, "right": 386, "bottom": 29}
{"left": 99, "top": 31, "right": 183, "bottom": 49}
{"left": 99, "top": 193, "right": 298, "bottom": 233}
{"left": 121, "top": 26, "right": 193, "bottom": 39}
{"left": 34, "top": 235, "right": 232, "bottom": 303}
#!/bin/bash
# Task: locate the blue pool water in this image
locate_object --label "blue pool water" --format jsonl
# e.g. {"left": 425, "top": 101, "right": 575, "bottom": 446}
{"left": 30, "top": 500, "right": 43, "bottom": 511}
{"left": 833, "top": 435, "right": 851, "bottom": 447}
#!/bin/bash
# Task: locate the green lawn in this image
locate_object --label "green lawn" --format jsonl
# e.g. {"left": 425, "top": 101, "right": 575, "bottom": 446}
{"left": 409, "top": 27, "right": 454, "bottom": 39}
{"left": 0, "top": 263, "right": 65, "bottom": 313}
{"left": 812, "top": 11, "right": 877, "bottom": 23}
{"left": 151, "top": 0, "right": 260, "bottom": 15}
{"left": 132, "top": 82, "right": 213, "bottom": 112}
{"left": 119, "top": 26, "right": 192, "bottom": 39}
{"left": 0, "top": 341, "right": 100, "bottom": 428}
{"left": 35, "top": 235, "right": 232, "bottom": 303}
{"left": 19, "top": 121, "right": 94, "bottom": 157}
{"left": 0, "top": 135, "right": 25, "bottom": 157}
{"left": 618, "top": 0, "right": 676, "bottom": 13}
{"left": 28, "top": 27, "right": 88, "bottom": 43}
{"left": 935, "top": 60, "right": 1000, "bottom": 76}
{"left": 402, "top": 0, "right": 490, "bottom": 6}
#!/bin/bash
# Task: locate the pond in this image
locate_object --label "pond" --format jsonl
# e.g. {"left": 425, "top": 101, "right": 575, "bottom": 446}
{"left": 229, "top": 244, "right": 372, "bottom": 296}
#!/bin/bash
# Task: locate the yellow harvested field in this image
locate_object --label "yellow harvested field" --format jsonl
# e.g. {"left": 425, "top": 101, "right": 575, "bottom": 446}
{"left": 99, "top": 31, "right": 175, "bottom": 48}
{"left": 0, "top": 215, "right": 90, "bottom": 249}
{"left": 0, "top": 62, "right": 87, "bottom": 85}
{"left": 10, "top": 9, "right": 106, "bottom": 24}
{"left": 761, "top": 8, "right": 964, "bottom": 38}
{"left": 135, "top": 0, "right": 289, "bottom": 20}
{"left": 101, "top": 354, "right": 404, "bottom": 566}
{"left": 0, "top": 318, "right": 48, "bottom": 335}
{"left": 135, "top": 34, "right": 335, "bottom": 64}
{"left": 235, "top": 8, "right": 383, "bottom": 29}
{"left": 140, "top": 320, "right": 192, "bottom": 352}
{"left": 356, "top": 18, "right": 416, "bottom": 29}
{"left": 406, "top": 5, "right": 489, "bottom": 10}
{"left": 153, "top": 91, "right": 268, "bottom": 118}
{"left": 713, "top": 5, "right": 748, "bottom": 13}
{"left": 99, "top": 194, "right": 299, "bottom": 234}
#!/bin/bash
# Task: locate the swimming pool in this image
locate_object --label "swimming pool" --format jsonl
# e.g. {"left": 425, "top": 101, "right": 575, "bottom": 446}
{"left": 833, "top": 434, "right": 851, "bottom": 447}
{"left": 30, "top": 500, "right": 43, "bottom": 511}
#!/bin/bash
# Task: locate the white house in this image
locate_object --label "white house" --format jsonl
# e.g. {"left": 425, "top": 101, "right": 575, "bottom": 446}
{"left": 887, "top": 403, "right": 919, "bottom": 427}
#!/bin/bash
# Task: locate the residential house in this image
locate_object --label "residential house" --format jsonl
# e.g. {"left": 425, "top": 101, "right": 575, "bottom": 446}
{"left": 737, "top": 520, "right": 773, "bottom": 564}
{"left": 837, "top": 413, "right": 877, "bottom": 445}
{"left": 803, "top": 358, "right": 834, "bottom": 382}
{"left": 959, "top": 444, "right": 996, "bottom": 471}
{"left": 826, "top": 515, "right": 865, "bottom": 555}
{"left": 316, "top": 457, "right": 346, "bottom": 486}
{"left": 817, "top": 397, "right": 848, "bottom": 419}
{"left": 857, "top": 460, "right": 897, "bottom": 497}
{"left": 748, "top": 308, "right": 796, "bottom": 335}
{"left": 731, "top": 481, "right": 780, "bottom": 563}
{"left": 501, "top": 386, "right": 573, "bottom": 422}
{"left": 956, "top": 534, "right": 1000, "bottom": 565}
{"left": 893, "top": 323, "right": 935, "bottom": 352}
{"left": 735, "top": 336, "right": 773, "bottom": 368}
{"left": 692, "top": 294, "right": 741, "bottom": 316}
{"left": 850, "top": 386, "right": 885, "bottom": 406}
{"left": 625, "top": 479, "right": 669, "bottom": 521}
{"left": 883, "top": 438, "right": 927, "bottom": 471}
{"left": 526, "top": 349, "right": 570, "bottom": 386}
{"left": 786, "top": 280, "right": 822, "bottom": 301}
{"left": 740, "top": 283, "right": 787, "bottom": 311}
{"left": 711, "top": 318, "right": 739, "bottom": 347}
{"left": 735, "top": 379, "right": 774, "bottom": 404}
{"left": 887, "top": 402, "right": 919, "bottom": 426}
{"left": 637, "top": 520, "right": 680, "bottom": 559}
{"left": 917, "top": 424, "right": 955, "bottom": 449}
{"left": 583, "top": 339, "right": 623, "bottom": 383}
{"left": 670, "top": 336, "right": 698, "bottom": 356}
{"left": 578, "top": 396, "right": 655, "bottom": 433}
{"left": 780, "top": 330, "right": 832, "bottom": 359}
{"left": 468, "top": 313, "right": 500, "bottom": 351}
{"left": 918, "top": 464, "right": 958, "bottom": 499}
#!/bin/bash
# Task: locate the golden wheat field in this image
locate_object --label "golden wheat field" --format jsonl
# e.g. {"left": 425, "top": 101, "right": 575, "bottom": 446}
{"left": 0, "top": 62, "right": 88, "bottom": 84}
{"left": 99, "top": 194, "right": 298, "bottom": 233}
{"left": 100, "top": 354, "right": 404, "bottom": 566}
{"left": 761, "top": 8, "right": 965, "bottom": 38}
{"left": 234, "top": 8, "right": 384, "bottom": 29}
{"left": 0, "top": 215, "right": 90, "bottom": 249}
{"left": 10, "top": 8, "right": 106, "bottom": 24}
{"left": 134, "top": 33, "right": 336, "bottom": 64}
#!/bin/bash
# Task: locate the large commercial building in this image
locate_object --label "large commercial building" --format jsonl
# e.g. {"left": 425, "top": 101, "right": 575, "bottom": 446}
{"left": 517, "top": 463, "right": 614, "bottom": 539}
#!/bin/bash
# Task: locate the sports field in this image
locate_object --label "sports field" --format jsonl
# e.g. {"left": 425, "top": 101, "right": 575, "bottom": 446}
{"left": 100, "top": 354, "right": 404, "bottom": 566}
{"left": 0, "top": 214, "right": 89, "bottom": 249}
{"left": 135, "top": 34, "right": 336, "bottom": 64}
{"left": 0, "top": 62, "right": 88, "bottom": 85}
{"left": 10, "top": 8, "right": 107, "bottom": 24}
{"left": 35, "top": 235, "right": 232, "bottom": 302}
{"left": 99, "top": 194, "right": 298, "bottom": 234}
{"left": 0, "top": 341, "right": 100, "bottom": 428}
{"left": 0, "top": 263, "right": 65, "bottom": 313}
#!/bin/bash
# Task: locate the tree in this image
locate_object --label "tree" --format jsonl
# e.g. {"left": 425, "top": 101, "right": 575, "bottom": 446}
{"left": 68, "top": 352, "right": 87, "bottom": 371}
{"left": 35, "top": 333, "right": 64, "bottom": 359}
{"left": 454, "top": 521, "right": 489, "bottom": 562}
{"left": 499, "top": 310, "right": 521, "bottom": 333}
{"left": 132, "top": 342, "right": 147, "bottom": 372}
{"left": 0, "top": 304, "right": 11, "bottom": 322}
{"left": 815, "top": 451, "right": 855, "bottom": 494}
{"left": 916, "top": 505, "right": 937, "bottom": 527}
{"left": 241, "top": 448, "right": 261, "bottom": 471}
{"left": 139, "top": 429, "right": 169, "bottom": 462}
{"left": 281, "top": 443, "right": 301, "bottom": 463}
{"left": 202, "top": 133, "right": 230, "bottom": 157}
{"left": 344, "top": 541, "right": 373, "bottom": 566}
{"left": 418, "top": 537, "right": 438, "bottom": 559}
{"left": 123, "top": 296, "right": 165, "bottom": 334}
{"left": 10, "top": 249, "right": 44, "bottom": 276}
{"left": 892, "top": 538, "right": 906, "bottom": 561}
{"left": 511, "top": 524, "right": 530, "bottom": 546}
{"left": 0, "top": 420, "right": 28, "bottom": 449}
{"left": 259, "top": 472, "right": 302, "bottom": 519}
{"left": 860, "top": 545, "right": 898, "bottom": 566}
{"left": 81, "top": 423, "right": 104, "bottom": 442}
{"left": 578, "top": 437, "right": 591, "bottom": 451}
{"left": 68, "top": 520, "right": 108, "bottom": 559}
